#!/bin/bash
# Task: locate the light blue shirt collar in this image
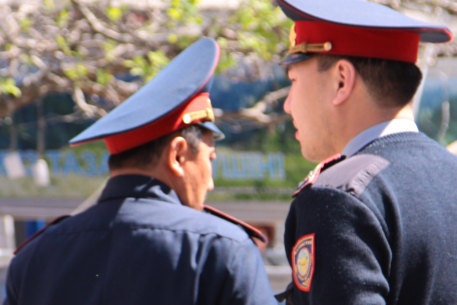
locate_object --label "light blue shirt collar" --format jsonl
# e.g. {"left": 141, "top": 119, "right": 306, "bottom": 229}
{"left": 342, "top": 119, "right": 419, "bottom": 157}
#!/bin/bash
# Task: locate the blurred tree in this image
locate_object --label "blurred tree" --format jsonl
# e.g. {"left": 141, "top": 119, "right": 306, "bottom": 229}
{"left": 0, "top": 0, "right": 290, "bottom": 120}
{"left": 0, "top": 0, "right": 455, "bottom": 131}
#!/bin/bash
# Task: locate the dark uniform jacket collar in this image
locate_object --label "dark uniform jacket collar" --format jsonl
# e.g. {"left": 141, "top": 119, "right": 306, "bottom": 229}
{"left": 342, "top": 119, "right": 418, "bottom": 157}
{"left": 98, "top": 174, "right": 182, "bottom": 206}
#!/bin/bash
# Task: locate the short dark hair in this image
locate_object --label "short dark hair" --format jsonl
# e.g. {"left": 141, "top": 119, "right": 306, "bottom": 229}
{"left": 316, "top": 55, "right": 422, "bottom": 107}
{"left": 108, "top": 125, "right": 204, "bottom": 171}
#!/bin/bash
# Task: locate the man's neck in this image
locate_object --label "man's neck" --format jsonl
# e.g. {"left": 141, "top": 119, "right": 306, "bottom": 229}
{"left": 110, "top": 168, "right": 154, "bottom": 178}
{"left": 341, "top": 118, "right": 418, "bottom": 157}
{"left": 109, "top": 165, "right": 180, "bottom": 196}
{"left": 337, "top": 101, "right": 415, "bottom": 153}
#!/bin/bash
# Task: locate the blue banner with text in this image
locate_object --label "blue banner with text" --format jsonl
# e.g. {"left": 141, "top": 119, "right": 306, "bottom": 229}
{"left": 0, "top": 150, "right": 285, "bottom": 180}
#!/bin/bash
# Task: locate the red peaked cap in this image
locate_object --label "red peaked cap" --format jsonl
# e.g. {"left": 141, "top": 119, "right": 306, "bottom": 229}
{"left": 69, "top": 38, "right": 224, "bottom": 154}
{"left": 104, "top": 92, "right": 215, "bottom": 154}
{"left": 278, "top": 0, "right": 453, "bottom": 65}
{"left": 292, "top": 21, "right": 421, "bottom": 63}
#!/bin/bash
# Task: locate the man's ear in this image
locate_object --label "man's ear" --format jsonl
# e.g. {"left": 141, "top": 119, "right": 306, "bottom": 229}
{"left": 332, "top": 59, "right": 356, "bottom": 106}
{"left": 166, "top": 136, "right": 188, "bottom": 177}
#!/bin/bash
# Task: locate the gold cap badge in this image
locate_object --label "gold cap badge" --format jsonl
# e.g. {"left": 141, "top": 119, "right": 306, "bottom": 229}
{"left": 288, "top": 23, "right": 332, "bottom": 55}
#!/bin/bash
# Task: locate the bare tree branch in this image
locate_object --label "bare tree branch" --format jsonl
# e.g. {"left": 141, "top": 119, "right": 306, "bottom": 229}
{"left": 73, "top": 87, "right": 107, "bottom": 118}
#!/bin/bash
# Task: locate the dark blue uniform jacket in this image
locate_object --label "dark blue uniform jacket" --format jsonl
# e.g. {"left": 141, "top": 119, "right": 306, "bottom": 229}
{"left": 4, "top": 175, "right": 276, "bottom": 305}
{"left": 284, "top": 132, "right": 457, "bottom": 305}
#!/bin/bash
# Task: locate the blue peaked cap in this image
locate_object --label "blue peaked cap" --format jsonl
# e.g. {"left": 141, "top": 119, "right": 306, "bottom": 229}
{"left": 278, "top": 0, "right": 452, "bottom": 42}
{"left": 69, "top": 37, "right": 224, "bottom": 154}
{"left": 278, "top": 0, "right": 453, "bottom": 65}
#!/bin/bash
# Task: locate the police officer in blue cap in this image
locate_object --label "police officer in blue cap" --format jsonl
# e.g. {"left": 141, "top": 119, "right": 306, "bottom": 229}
{"left": 275, "top": 0, "right": 457, "bottom": 304}
{"left": 4, "top": 38, "right": 277, "bottom": 305}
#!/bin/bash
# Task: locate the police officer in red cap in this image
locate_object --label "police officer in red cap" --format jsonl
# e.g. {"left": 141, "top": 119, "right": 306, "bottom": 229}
{"left": 275, "top": 0, "right": 457, "bottom": 304}
{"left": 4, "top": 38, "right": 277, "bottom": 305}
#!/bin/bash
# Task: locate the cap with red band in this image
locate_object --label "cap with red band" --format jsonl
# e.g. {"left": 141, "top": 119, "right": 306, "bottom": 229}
{"left": 104, "top": 92, "right": 217, "bottom": 154}
{"left": 69, "top": 37, "right": 224, "bottom": 154}
{"left": 278, "top": 0, "right": 453, "bottom": 65}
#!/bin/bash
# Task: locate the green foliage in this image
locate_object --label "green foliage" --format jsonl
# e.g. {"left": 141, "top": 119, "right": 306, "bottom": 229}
{"left": 230, "top": 0, "right": 291, "bottom": 59}
{"left": 106, "top": 6, "right": 124, "bottom": 21}
{"left": 0, "top": 78, "right": 22, "bottom": 98}
{"left": 56, "top": 35, "right": 72, "bottom": 56}
{"left": 102, "top": 40, "right": 117, "bottom": 62}
{"left": 19, "top": 18, "right": 32, "bottom": 31}
{"left": 124, "top": 51, "right": 170, "bottom": 81}
{"left": 167, "top": 0, "right": 202, "bottom": 25}
{"left": 123, "top": 56, "right": 147, "bottom": 77}
{"left": 44, "top": 0, "right": 55, "bottom": 10}
{"left": 174, "top": 36, "right": 200, "bottom": 50}
{"left": 19, "top": 53, "right": 34, "bottom": 66}
{"left": 146, "top": 51, "right": 170, "bottom": 81}
{"left": 57, "top": 9, "right": 69, "bottom": 27}
{"left": 63, "top": 63, "right": 89, "bottom": 81}
{"left": 168, "top": 33, "right": 178, "bottom": 44}
{"left": 96, "top": 69, "right": 113, "bottom": 87}
{"left": 215, "top": 51, "right": 237, "bottom": 74}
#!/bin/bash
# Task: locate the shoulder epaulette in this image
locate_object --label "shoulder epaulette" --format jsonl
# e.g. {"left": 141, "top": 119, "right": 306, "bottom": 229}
{"left": 14, "top": 215, "right": 71, "bottom": 255}
{"left": 292, "top": 154, "right": 345, "bottom": 197}
{"left": 203, "top": 205, "right": 267, "bottom": 243}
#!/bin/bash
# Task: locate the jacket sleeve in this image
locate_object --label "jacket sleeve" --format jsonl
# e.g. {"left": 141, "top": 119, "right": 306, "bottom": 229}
{"left": 220, "top": 238, "right": 278, "bottom": 305}
{"left": 3, "top": 257, "right": 20, "bottom": 305}
{"left": 285, "top": 187, "right": 391, "bottom": 305}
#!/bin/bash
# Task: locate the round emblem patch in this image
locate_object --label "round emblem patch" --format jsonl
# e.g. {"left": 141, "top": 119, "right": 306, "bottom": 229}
{"left": 292, "top": 234, "right": 315, "bottom": 292}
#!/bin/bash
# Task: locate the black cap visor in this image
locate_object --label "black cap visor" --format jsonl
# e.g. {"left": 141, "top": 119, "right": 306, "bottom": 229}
{"left": 280, "top": 52, "right": 315, "bottom": 66}
{"left": 198, "top": 122, "right": 225, "bottom": 141}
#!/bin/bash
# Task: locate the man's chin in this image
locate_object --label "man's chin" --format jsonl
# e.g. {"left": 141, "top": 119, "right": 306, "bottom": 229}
{"left": 301, "top": 145, "right": 339, "bottom": 163}
{"left": 300, "top": 148, "right": 319, "bottom": 163}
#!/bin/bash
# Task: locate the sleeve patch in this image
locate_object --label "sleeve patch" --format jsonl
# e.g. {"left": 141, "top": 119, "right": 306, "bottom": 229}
{"left": 292, "top": 233, "right": 315, "bottom": 292}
